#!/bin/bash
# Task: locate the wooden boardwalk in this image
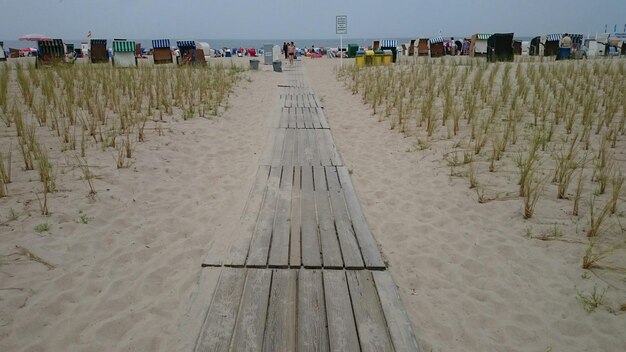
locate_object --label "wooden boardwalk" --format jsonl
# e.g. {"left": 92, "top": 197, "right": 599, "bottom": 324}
{"left": 192, "top": 61, "right": 419, "bottom": 352}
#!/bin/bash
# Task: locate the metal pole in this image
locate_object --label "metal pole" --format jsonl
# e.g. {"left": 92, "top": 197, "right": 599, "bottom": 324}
{"left": 340, "top": 34, "right": 343, "bottom": 68}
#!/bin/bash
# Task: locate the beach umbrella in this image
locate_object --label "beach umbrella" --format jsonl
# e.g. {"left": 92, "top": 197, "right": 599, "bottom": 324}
{"left": 19, "top": 33, "right": 52, "bottom": 41}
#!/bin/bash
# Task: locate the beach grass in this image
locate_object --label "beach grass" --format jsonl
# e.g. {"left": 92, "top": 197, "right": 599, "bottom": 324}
{"left": 338, "top": 55, "right": 626, "bottom": 291}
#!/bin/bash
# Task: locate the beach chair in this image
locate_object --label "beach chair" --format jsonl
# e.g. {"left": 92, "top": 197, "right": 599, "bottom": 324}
{"left": 152, "top": 39, "right": 173, "bottom": 65}
{"left": 37, "top": 39, "right": 65, "bottom": 66}
{"left": 112, "top": 40, "right": 137, "bottom": 67}
{"left": 429, "top": 37, "right": 445, "bottom": 57}
{"left": 90, "top": 39, "right": 109, "bottom": 64}
{"left": 487, "top": 33, "right": 514, "bottom": 63}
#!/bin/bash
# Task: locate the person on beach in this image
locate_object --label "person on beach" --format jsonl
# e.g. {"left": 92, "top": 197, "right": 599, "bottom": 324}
{"left": 288, "top": 42, "right": 295, "bottom": 65}
{"left": 561, "top": 33, "right": 572, "bottom": 48}
{"left": 283, "top": 42, "right": 288, "bottom": 59}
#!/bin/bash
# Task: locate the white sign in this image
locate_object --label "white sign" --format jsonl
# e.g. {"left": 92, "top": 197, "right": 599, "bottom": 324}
{"left": 336, "top": 15, "right": 347, "bottom": 35}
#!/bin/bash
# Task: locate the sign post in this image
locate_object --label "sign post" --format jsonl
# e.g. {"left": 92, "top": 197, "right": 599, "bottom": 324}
{"left": 336, "top": 15, "right": 347, "bottom": 67}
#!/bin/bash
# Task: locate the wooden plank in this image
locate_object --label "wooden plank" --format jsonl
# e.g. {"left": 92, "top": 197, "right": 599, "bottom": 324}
{"left": 282, "top": 128, "right": 296, "bottom": 166}
{"left": 317, "top": 107, "right": 331, "bottom": 129}
{"left": 300, "top": 166, "right": 322, "bottom": 268}
{"left": 303, "top": 105, "right": 312, "bottom": 129}
{"left": 298, "top": 269, "right": 330, "bottom": 352}
{"left": 337, "top": 167, "right": 385, "bottom": 269}
{"left": 307, "top": 129, "right": 320, "bottom": 166}
{"left": 290, "top": 166, "right": 302, "bottom": 267}
{"left": 279, "top": 107, "right": 288, "bottom": 128}
{"left": 268, "top": 166, "right": 293, "bottom": 268}
{"left": 322, "top": 130, "right": 342, "bottom": 166}
{"left": 183, "top": 268, "right": 221, "bottom": 352}
{"left": 323, "top": 270, "right": 360, "bottom": 352}
{"left": 315, "top": 130, "right": 332, "bottom": 167}
{"left": 297, "top": 107, "right": 305, "bottom": 129}
{"left": 223, "top": 166, "right": 271, "bottom": 267}
{"left": 372, "top": 271, "right": 420, "bottom": 352}
{"left": 270, "top": 129, "right": 286, "bottom": 167}
{"left": 231, "top": 269, "right": 273, "bottom": 352}
{"left": 314, "top": 166, "right": 343, "bottom": 269}
{"left": 263, "top": 269, "right": 297, "bottom": 351}
{"left": 288, "top": 107, "right": 297, "bottom": 129}
{"left": 195, "top": 268, "right": 246, "bottom": 352}
{"left": 346, "top": 270, "right": 394, "bottom": 352}
{"left": 310, "top": 107, "right": 322, "bottom": 129}
{"left": 326, "top": 167, "right": 364, "bottom": 269}
{"left": 246, "top": 166, "right": 282, "bottom": 267}
{"left": 297, "top": 129, "right": 307, "bottom": 166}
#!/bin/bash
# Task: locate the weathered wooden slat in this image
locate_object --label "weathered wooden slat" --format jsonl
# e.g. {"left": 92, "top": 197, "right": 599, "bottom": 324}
{"left": 297, "top": 129, "right": 307, "bottom": 166}
{"left": 297, "top": 105, "right": 305, "bottom": 128}
{"left": 231, "top": 269, "right": 273, "bottom": 352}
{"left": 279, "top": 107, "right": 288, "bottom": 128}
{"left": 325, "top": 167, "right": 364, "bottom": 269}
{"left": 307, "top": 129, "right": 320, "bottom": 166}
{"left": 195, "top": 268, "right": 246, "bottom": 352}
{"left": 310, "top": 107, "right": 322, "bottom": 129}
{"left": 290, "top": 166, "right": 302, "bottom": 267}
{"left": 314, "top": 167, "right": 343, "bottom": 269}
{"left": 337, "top": 167, "right": 385, "bottom": 269}
{"left": 268, "top": 166, "right": 293, "bottom": 268}
{"left": 322, "top": 130, "right": 342, "bottom": 166}
{"left": 301, "top": 166, "right": 322, "bottom": 268}
{"left": 263, "top": 269, "right": 297, "bottom": 351}
{"left": 304, "top": 107, "right": 313, "bottom": 129}
{"left": 323, "top": 270, "right": 360, "bottom": 352}
{"left": 281, "top": 128, "right": 295, "bottom": 166}
{"left": 298, "top": 269, "right": 329, "bottom": 352}
{"left": 246, "top": 166, "right": 282, "bottom": 267}
{"left": 317, "top": 107, "right": 331, "bottom": 129}
{"left": 346, "top": 270, "right": 394, "bottom": 352}
{"left": 288, "top": 107, "right": 297, "bottom": 129}
{"left": 270, "top": 128, "right": 286, "bottom": 167}
{"left": 373, "top": 271, "right": 420, "bottom": 352}
{"left": 315, "top": 130, "right": 332, "bottom": 166}
{"left": 222, "top": 166, "right": 271, "bottom": 267}
{"left": 184, "top": 268, "right": 221, "bottom": 352}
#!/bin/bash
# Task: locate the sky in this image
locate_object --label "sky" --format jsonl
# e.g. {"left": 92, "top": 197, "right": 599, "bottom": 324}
{"left": 1, "top": 0, "right": 625, "bottom": 40}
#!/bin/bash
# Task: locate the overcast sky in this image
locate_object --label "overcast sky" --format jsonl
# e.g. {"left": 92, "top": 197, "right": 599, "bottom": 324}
{"left": 1, "top": 0, "right": 625, "bottom": 39}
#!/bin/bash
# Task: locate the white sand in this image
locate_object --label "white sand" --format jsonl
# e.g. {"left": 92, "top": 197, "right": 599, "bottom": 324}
{"left": 305, "top": 58, "right": 626, "bottom": 352}
{"left": 1, "top": 56, "right": 625, "bottom": 352}
{"left": 0, "top": 57, "right": 280, "bottom": 351}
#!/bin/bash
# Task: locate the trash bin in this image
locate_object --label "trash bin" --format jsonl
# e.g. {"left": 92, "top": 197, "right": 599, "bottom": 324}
{"left": 382, "top": 50, "right": 393, "bottom": 65}
{"left": 558, "top": 47, "right": 571, "bottom": 60}
{"left": 347, "top": 44, "right": 359, "bottom": 58}
{"left": 273, "top": 60, "right": 282, "bottom": 72}
{"left": 249, "top": 59, "right": 260, "bottom": 70}
{"left": 365, "top": 50, "right": 375, "bottom": 66}
{"left": 355, "top": 50, "right": 365, "bottom": 68}
{"left": 373, "top": 50, "right": 384, "bottom": 66}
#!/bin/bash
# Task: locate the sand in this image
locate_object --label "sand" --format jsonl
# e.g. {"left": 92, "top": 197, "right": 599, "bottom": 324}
{"left": 305, "top": 58, "right": 626, "bottom": 352}
{"left": 0, "top": 56, "right": 625, "bottom": 352}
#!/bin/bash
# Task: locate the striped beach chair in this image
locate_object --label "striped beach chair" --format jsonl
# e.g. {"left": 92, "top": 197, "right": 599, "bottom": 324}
{"left": 152, "top": 39, "right": 173, "bottom": 65}
{"left": 112, "top": 40, "right": 137, "bottom": 67}
{"left": 429, "top": 37, "right": 445, "bottom": 57}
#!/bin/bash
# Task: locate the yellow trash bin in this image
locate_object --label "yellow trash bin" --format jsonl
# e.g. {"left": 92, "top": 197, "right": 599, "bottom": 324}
{"left": 382, "top": 50, "right": 393, "bottom": 65}
{"left": 373, "top": 50, "right": 384, "bottom": 66}
{"left": 365, "top": 50, "right": 375, "bottom": 66}
{"left": 355, "top": 50, "right": 365, "bottom": 68}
